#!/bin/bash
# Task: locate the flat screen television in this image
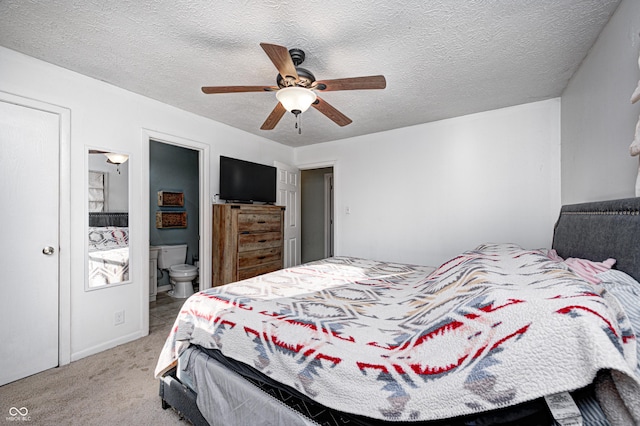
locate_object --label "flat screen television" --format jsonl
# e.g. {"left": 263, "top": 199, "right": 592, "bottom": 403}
{"left": 219, "top": 156, "right": 277, "bottom": 204}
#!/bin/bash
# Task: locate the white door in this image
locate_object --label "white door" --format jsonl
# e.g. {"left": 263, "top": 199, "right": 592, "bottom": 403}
{"left": 0, "top": 100, "right": 60, "bottom": 385}
{"left": 275, "top": 161, "right": 301, "bottom": 267}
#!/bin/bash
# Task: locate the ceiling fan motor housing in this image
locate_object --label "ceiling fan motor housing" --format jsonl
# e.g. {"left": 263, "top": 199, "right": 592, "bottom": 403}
{"left": 277, "top": 66, "right": 316, "bottom": 88}
{"left": 288, "top": 48, "right": 305, "bottom": 66}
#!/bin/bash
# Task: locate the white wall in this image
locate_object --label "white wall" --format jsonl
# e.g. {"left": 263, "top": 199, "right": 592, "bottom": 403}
{"left": 295, "top": 99, "right": 561, "bottom": 267}
{"left": 561, "top": 0, "right": 640, "bottom": 203}
{"left": 0, "top": 46, "right": 294, "bottom": 362}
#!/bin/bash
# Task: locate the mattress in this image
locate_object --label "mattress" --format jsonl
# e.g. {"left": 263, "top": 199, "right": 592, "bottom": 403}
{"left": 176, "top": 345, "right": 611, "bottom": 426}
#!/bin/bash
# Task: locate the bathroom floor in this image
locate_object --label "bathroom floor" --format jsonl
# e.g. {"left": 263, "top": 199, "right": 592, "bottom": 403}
{"left": 149, "top": 291, "right": 187, "bottom": 332}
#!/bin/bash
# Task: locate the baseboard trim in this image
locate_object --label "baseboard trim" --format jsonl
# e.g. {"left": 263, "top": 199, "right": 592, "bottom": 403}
{"left": 70, "top": 329, "right": 145, "bottom": 362}
{"left": 157, "top": 284, "right": 172, "bottom": 292}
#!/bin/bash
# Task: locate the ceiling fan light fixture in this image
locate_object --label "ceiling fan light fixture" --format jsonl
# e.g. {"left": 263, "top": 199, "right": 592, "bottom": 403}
{"left": 104, "top": 152, "right": 129, "bottom": 174}
{"left": 104, "top": 152, "right": 129, "bottom": 165}
{"left": 276, "top": 87, "right": 317, "bottom": 115}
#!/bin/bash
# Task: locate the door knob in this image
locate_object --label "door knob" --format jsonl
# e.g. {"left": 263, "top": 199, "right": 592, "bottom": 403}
{"left": 42, "top": 246, "right": 55, "bottom": 255}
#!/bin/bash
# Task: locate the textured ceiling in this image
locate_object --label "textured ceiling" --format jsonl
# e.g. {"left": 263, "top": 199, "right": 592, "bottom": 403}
{"left": 0, "top": 0, "right": 621, "bottom": 147}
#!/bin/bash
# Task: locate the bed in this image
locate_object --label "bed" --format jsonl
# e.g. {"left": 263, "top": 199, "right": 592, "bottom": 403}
{"left": 88, "top": 212, "right": 129, "bottom": 287}
{"left": 155, "top": 197, "right": 640, "bottom": 425}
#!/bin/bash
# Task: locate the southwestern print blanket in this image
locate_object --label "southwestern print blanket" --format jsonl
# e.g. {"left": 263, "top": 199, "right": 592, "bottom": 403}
{"left": 155, "top": 244, "right": 640, "bottom": 422}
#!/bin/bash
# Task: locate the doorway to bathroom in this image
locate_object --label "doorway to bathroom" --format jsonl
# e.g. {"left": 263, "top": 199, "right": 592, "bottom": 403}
{"left": 149, "top": 140, "right": 200, "bottom": 301}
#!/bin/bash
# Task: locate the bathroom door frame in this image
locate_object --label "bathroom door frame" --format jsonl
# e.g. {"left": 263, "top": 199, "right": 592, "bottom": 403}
{"left": 140, "top": 129, "right": 210, "bottom": 333}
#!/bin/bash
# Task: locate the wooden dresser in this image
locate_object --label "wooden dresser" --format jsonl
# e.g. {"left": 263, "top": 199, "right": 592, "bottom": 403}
{"left": 212, "top": 203, "right": 285, "bottom": 286}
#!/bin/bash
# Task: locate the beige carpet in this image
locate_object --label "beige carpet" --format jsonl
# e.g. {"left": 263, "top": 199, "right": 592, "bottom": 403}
{"left": 0, "top": 293, "right": 190, "bottom": 425}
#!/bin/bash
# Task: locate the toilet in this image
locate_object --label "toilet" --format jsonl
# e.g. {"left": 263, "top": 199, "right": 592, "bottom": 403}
{"left": 154, "top": 243, "right": 198, "bottom": 298}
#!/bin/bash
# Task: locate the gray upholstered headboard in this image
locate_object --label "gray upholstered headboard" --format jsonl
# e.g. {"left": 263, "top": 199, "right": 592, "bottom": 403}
{"left": 552, "top": 197, "right": 640, "bottom": 283}
{"left": 89, "top": 212, "right": 129, "bottom": 227}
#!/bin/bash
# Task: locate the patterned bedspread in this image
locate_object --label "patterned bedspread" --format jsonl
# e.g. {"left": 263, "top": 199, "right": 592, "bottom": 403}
{"left": 88, "top": 226, "right": 129, "bottom": 286}
{"left": 88, "top": 247, "right": 129, "bottom": 285}
{"left": 155, "top": 244, "right": 640, "bottom": 422}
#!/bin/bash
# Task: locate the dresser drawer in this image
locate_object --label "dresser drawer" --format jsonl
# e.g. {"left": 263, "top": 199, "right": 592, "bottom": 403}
{"left": 238, "top": 247, "right": 281, "bottom": 269}
{"left": 238, "top": 232, "right": 281, "bottom": 252}
{"left": 238, "top": 260, "right": 282, "bottom": 281}
{"left": 237, "top": 213, "right": 281, "bottom": 233}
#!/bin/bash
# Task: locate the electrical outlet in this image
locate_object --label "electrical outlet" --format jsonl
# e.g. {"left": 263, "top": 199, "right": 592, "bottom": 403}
{"left": 114, "top": 310, "right": 125, "bottom": 326}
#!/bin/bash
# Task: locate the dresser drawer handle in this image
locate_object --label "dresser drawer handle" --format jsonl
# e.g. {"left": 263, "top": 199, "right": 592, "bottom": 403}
{"left": 257, "top": 256, "right": 266, "bottom": 260}
{"left": 257, "top": 220, "right": 266, "bottom": 224}
{"left": 258, "top": 239, "right": 267, "bottom": 243}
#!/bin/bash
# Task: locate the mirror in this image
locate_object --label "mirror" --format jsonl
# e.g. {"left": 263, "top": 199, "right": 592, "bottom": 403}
{"left": 86, "top": 149, "right": 130, "bottom": 290}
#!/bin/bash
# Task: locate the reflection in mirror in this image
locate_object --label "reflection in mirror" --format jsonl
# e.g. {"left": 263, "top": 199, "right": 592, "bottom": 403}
{"left": 87, "top": 149, "right": 130, "bottom": 290}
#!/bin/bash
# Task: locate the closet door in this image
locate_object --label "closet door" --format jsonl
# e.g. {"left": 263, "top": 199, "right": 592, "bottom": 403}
{"left": 0, "top": 100, "right": 60, "bottom": 385}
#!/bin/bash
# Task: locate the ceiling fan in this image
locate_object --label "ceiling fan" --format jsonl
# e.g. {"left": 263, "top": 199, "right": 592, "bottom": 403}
{"left": 201, "top": 43, "right": 386, "bottom": 132}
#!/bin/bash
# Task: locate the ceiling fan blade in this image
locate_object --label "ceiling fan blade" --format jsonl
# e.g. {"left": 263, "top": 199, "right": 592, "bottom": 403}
{"left": 313, "top": 75, "right": 386, "bottom": 92}
{"left": 260, "top": 43, "right": 298, "bottom": 81}
{"left": 260, "top": 102, "right": 287, "bottom": 130}
{"left": 201, "top": 85, "right": 276, "bottom": 94}
{"left": 312, "top": 97, "right": 352, "bottom": 127}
